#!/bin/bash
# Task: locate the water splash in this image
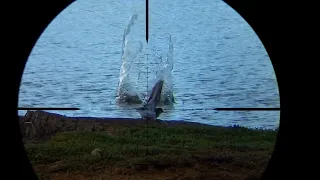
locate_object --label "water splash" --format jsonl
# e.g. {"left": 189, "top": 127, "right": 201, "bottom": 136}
{"left": 116, "top": 14, "right": 144, "bottom": 104}
{"left": 151, "top": 35, "right": 175, "bottom": 105}
{"left": 116, "top": 14, "right": 175, "bottom": 105}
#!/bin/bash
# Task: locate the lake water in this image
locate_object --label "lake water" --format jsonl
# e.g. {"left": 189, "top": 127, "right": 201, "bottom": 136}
{"left": 18, "top": 0, "right": 280, "bottom": 129}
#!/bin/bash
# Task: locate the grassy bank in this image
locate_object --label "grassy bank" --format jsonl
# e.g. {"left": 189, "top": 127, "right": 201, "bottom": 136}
{"left": 23, "top": 121, "right": 278, "bottom": 180}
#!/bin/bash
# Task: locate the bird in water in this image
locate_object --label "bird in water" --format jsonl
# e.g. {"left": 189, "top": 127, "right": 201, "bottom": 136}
{"left": 136, "top": 80, "right": 165, "bottom": 123}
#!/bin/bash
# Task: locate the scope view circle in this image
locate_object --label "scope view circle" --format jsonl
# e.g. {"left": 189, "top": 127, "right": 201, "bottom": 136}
{"left": 18, "top": 0, "right": 280, "bottom": 180}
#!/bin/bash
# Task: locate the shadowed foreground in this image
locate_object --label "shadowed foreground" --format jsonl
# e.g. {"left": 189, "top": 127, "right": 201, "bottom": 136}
{"left": 20, "top": 111, "right": 278, "bottom": 180}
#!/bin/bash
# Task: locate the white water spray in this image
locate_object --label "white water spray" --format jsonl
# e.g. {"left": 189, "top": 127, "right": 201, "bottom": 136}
{"left": 116, "top": 14, "right": 175, "bottom": 105}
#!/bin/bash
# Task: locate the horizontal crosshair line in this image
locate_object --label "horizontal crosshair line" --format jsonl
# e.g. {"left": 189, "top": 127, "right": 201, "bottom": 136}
{"left": 42, "top": 108, "right": 278, "bottom": 111}
{"left": 133, "top": 63, "right": 161, "bottom": 65}
{"left": 17, "top": 107, "right": 80, "bottom": 110}
{"left": 177, "top": 108, "right": 280, "bottom": 111}
{"left": 215, "top": 108, "right": 280, "bottom": 111}
{"left": 17, "top": 107, "right": 280, "bottom": 111}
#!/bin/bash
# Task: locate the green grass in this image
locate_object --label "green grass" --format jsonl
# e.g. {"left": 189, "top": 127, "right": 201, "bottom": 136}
{"left": 25, "top": 124, "right": 278, "bottom": 172}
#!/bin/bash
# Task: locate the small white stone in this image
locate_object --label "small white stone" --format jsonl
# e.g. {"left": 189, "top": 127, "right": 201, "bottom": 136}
{"left": 91, "top": 148, "right": 103, "bottom": 159}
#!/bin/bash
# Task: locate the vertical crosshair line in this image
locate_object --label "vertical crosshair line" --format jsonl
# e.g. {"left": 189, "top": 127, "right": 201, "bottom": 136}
{"left": 146, "top": 51, "right": 149, "bottom": 155}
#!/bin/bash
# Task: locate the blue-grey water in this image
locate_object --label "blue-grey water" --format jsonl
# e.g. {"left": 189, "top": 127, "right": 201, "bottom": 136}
{"left": 18, "top": 0, "right": 280, "bottom": 130}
